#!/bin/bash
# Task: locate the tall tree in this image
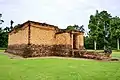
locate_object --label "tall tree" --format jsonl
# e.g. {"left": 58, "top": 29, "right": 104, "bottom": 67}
{"left": 88, "top": 10, "right": 99, "bottom": 50}
{"left": 110, "top": 16, "right": 120, "bottom": 50}
{"left": 98, "top": 11, "right": 111, "bottom": 50}
{"left": 88, "top": 10, "right": 111, "bottom": 50}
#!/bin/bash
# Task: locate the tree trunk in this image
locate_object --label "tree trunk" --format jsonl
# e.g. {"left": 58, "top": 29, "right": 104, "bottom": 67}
{"left": 104, "top": 38, "right": 106, "bottom": 50}
{"left": 104, "top": 45, "right": 106, "bottom": 50}
{"left": 94, "top": 40, "right": 96, "bottom": 50}
{"left": 117, "top": 38, "right": 119, "bottom": 50}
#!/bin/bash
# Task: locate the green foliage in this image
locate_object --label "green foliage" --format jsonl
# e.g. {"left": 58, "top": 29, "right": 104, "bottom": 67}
{"left": 88, "top": 10, "right": 112, "bottom": 50}
{"left": 0, "top": 13, "right": 10, "bottom": 48}
{"left": 110, "top": 16, "right": 120, "bottom": 38}
{"left": 85, "top": 36, "right": 117, "bottom": 50}
{"left": 66, "top": 25, "right": 75, "bottom": 30}
{"left": 88, "top": 10, "right": 99, "bottom": 40}
{"left": 84, "top": 36, "right": 94, "bottom": 49}
{"left": 66, "top": 25, "right": 85, "bottom": 32}
{"left": 88, "top": 10, "right": 120, "bottom": 50}
{"left": 0, "top": 31, "right": 8, "bottom": 47}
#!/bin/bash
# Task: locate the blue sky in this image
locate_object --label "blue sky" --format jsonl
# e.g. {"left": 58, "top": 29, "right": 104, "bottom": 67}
{"left": 0, "top": 0, "right": 120, "bottom": 34}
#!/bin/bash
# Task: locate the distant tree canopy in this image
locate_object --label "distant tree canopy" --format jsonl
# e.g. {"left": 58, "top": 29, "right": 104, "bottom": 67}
{"left": 66, "top": 24, "right": 85, "bottom": 32}
{"left": 0, "top": 14, "right": 10, "bottom": 48}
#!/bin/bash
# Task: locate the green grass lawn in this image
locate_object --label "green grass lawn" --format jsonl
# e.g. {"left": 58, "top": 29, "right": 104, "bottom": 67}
{"left": 112, "top": 52, "right": 120, "bottom": 59}
{"left": 0, "top": 50, "right": 120, "bottom": 80}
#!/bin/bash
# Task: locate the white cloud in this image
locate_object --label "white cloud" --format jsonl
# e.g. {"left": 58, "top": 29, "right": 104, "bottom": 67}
{"left": 0, "top": 0, "right": 120, "bottom": 32}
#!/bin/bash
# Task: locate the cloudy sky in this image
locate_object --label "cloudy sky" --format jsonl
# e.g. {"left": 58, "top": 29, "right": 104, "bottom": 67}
{"left": 0, "top": 0, "right": 120, "bottom": 33}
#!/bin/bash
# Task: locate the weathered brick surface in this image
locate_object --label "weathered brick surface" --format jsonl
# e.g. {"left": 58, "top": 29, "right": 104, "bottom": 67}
{"left": 6, "top": 44, "right": 72, "bottom": 58}
{"left": 6, "top": 44, "right": 110, "bottom": 60}
{"left": 5, "top": 44, "right": 27, "bottom": 56}
{"left": 78, "top": 33, "right": 84, "bottom": 47}
{"left": 73, "top": 50, "right": 109, "bottom": 60}
{"left": 30, "top": 23, "right": 56, "bottom": 45}
{"left": 8, "top": 24, "right": 28, "bottom": 45}
{"left": 55, "top": 33, "right": 71, "bottom": 45}
{"left": 53, "top": 45, "right": 72, "bottom": 57}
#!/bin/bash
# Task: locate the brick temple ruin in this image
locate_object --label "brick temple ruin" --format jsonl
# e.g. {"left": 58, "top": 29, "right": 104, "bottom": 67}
{"left": 6, "top": 21, "right": 84, "bottom": 57}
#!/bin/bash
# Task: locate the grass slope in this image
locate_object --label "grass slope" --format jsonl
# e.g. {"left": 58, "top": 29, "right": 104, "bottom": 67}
{"left": 0, "top": 50, "right": 120, "bottom": 80}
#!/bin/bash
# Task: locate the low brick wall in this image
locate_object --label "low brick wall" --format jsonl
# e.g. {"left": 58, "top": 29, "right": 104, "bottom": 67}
{"left": 5, "top": 44, "right": 27, "bottom": 56}
{"left": 53, "top": 45, "right": 72, "bottom": 57}
{"left": 73, "top": 50, "right": 110, "bottom": 60}
{"left": 23, "top": 44, "right": 53, "bottom": 57}
{"left": 5, "top": 44, "right": 110, "bottom": 60}
{"left": 5, "top": 44, "right": 72, "bottom": 58}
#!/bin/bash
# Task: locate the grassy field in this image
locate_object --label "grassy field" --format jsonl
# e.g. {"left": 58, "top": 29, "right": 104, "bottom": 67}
{"left": 0, "top": 50, "right": 120, "bottom": 80}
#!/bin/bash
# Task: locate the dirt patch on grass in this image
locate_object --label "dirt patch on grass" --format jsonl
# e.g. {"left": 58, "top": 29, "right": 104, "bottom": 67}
{"left": 26, "top": 56, "right": 92, "bottom": 60}
{"left": 3, "top": 52, "right": 120, "bottom": 62}
{"left": 4, "top": 52, "right": 23, "bottom": 59}
{"left": 3, "top": 52, "right": 93, "bottom": 61}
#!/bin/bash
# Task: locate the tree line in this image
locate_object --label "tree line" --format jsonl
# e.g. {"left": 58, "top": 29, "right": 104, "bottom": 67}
{"left": 87, "top": 10, "right": 120, "bottom": 50}
{"left": 66, "top": 10, "right": 120, "bottom": 50}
